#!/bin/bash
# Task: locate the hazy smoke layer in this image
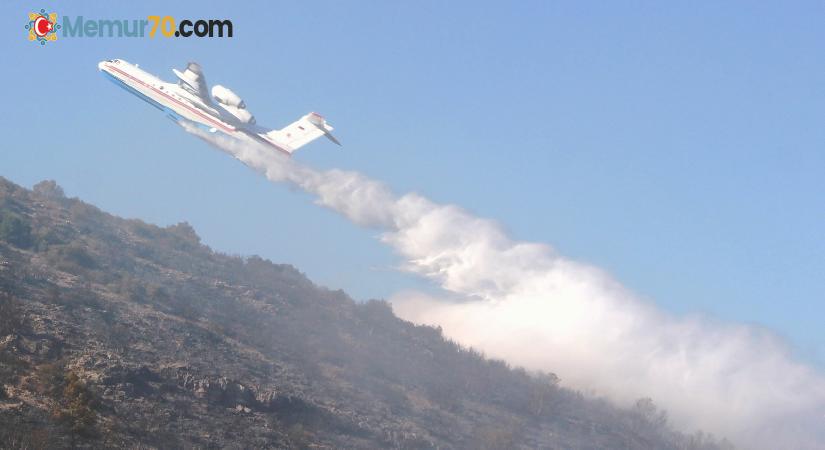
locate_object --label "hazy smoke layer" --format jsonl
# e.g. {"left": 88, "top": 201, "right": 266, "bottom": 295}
{"left": 184, "top": 125, "right": 825, "bottom": 449}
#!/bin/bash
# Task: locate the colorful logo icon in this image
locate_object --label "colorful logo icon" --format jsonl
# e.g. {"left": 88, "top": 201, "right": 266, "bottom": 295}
{"left": 26, "top": 9, "right": 60, "bottom": 45}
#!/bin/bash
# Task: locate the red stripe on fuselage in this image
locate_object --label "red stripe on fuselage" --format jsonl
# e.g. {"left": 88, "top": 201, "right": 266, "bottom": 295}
{"left": 106, "top": 63, "right": 292, "bottom": 157}
{"left": 105, "top": 64, "right": 234, "bottom": 133}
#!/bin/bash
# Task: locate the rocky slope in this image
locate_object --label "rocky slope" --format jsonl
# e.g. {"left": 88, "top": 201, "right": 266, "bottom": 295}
{"left": 0, "top": 177, "right": 732, "bottom": 449}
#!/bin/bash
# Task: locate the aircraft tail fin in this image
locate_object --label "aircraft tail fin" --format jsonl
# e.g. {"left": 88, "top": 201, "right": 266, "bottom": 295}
{"left": 264, "top": 112, "right": 340, "bottom": 154}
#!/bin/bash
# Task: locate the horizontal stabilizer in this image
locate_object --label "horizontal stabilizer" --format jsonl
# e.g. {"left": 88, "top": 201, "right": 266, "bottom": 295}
{"left": 263, "top": 112, "right": 339, "bottom": 154}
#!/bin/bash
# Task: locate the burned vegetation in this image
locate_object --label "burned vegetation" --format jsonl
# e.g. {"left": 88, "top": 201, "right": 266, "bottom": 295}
{"left": 0, "top": 177, "right": 732, "bottom": 449}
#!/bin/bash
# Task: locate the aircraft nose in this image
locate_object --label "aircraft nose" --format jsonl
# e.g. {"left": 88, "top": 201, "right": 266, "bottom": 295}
{"left": 98, "top": 61, "right": 108, "bottom": 72}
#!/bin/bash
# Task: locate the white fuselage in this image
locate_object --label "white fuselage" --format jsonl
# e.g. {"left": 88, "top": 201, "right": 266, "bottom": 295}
{"left": 98, "top": 59, "right": 292, "bottom": 156}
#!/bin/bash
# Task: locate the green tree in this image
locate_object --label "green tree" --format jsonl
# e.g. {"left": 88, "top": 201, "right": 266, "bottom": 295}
{"left": 0, "top": 292, "right": 23, "bottom": 334}
{"left": 33, "top": 179, "right": 65, "bottom": 199}
{"left": 0, "top": 212, "right": 32, "bottom": 248}
{"left": 60, "top": 371, "right": 97, "bottom": 436}
{"left": 633, "top": 397, "right": 668, "bottom": 430}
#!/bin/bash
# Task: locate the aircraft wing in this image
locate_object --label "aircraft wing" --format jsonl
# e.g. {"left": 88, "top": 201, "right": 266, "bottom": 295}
{"left": 172, "top": 62, "right": 212, "bottom": 105}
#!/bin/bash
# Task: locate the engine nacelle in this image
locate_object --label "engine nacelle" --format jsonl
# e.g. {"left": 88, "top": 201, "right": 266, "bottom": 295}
{"left": 220, "top": 104, "right": 255, "bottom": 125}
{"left": 211, "top": 85, "right": 246, "bottom": 109}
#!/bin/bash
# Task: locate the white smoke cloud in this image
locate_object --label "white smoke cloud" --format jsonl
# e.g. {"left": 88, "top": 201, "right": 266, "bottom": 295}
{"left": 184, "top": 124, "right": 825, "bottom": 449}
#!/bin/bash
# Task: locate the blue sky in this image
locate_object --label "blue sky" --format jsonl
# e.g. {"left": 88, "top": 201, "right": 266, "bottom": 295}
{"left": 2, "top": 1, "right": 823, "bottom": 367}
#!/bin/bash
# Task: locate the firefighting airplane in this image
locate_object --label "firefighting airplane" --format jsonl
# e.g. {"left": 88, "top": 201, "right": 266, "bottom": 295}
{"left": 98, "top": 59, "right": 339, "bottom": 156}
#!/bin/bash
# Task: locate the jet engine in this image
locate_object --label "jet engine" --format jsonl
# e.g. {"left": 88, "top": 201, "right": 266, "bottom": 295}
{"left": 219, "top": 104, "right": 255, "bottom": 125}
{"left": 211, "top": 85, "right": 246, "bottom": 109}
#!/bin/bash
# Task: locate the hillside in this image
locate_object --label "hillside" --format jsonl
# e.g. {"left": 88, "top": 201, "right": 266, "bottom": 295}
{"left": 0, "top": 177, "right": 732, "bottom": 449}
